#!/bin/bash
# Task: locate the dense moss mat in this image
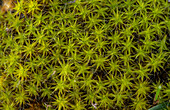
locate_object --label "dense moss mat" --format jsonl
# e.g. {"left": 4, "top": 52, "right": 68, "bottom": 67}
{"left": 0, "top": 0, "right": 169, "bottom": 109}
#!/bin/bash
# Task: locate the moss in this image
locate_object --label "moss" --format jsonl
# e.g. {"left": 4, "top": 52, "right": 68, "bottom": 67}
{"left": 0, "top": 0, "right": 169, "bottom": 109}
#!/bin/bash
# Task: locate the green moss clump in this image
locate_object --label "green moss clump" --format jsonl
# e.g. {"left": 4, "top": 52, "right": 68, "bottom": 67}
{"left": 0, "top": 0, "right": 169, "bottom": 109}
